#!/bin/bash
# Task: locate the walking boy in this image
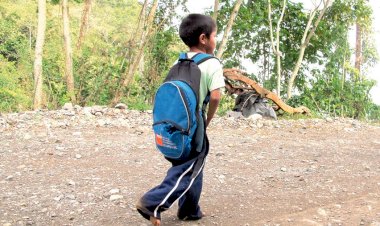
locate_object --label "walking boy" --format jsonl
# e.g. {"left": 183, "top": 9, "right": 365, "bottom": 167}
{"left": 136, "top": 14, "right": 225, "bottom": 226}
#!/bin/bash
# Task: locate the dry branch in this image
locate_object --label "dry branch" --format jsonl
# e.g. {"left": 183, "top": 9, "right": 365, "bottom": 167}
{"left": 223, "top": 68, "right": 311, "bottom": 115}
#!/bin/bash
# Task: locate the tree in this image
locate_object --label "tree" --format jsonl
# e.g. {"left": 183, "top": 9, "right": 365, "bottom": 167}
{"left": 213, "top": 0, "right": 219, "bottom": 20}
{"left": 33, "top": 0, "right": 47, "bottom": 109}
{"left": 111, "top": 0, "right": 158, "bottom": 105}
{"left": 216, "top": 0, "right": 243, "bottom": 59}
{"left": 287, "top": 0, "right": 332, "bottom": 99}
{"left": 268, "top": 0, "right": 286, "bottom": 96}
{"left": 77, "top": 0, "right": 92, "bottom": 50}
{"left": 62, "top": 0, "right": 76, "bottom": 103}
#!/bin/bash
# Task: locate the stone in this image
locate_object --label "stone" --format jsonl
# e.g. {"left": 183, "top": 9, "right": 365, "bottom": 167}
{"left": 23, "top": 133, "right": 32, "bottom": 140}
{"left": 317, "top": 208, "right": 327, "bottom": 216}
{"left": 53, "top": 195, "right": 63, "bottom": 201}
{"left": 62, "top": 103, "right": 74, "bottom": 110}
{"left": 110, "top": 194, "right": 123, "bottom": 201}
{"left": 109, "top": 188, "right": 120, "bottom": 194}
{"left": 72, "top": 131, "right": 82, "bottom": 136}
{"left": 248, "top": 114, "right": 262, "bottom": 122}
{"left": 66, "top": 194, "right": 76, "bottom": 200}
{"left": 115, "top": 103, "right": 128, "bottom": 109}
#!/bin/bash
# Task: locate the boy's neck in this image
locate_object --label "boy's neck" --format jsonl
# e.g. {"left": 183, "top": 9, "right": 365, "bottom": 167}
{"left": 189, "top": 46, "right": 207, "bottom": 54}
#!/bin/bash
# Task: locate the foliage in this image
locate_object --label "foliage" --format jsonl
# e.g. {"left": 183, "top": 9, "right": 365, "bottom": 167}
{"left": 287, "top": 75, "right": 379, "bottom": 119}
{"left": 0, "top": 0, "right": 379, "bottom": 120}
{"left": 121, "top": 0, "right": 188, "bottom": 107}
{"left": 217, "top": 94, "right": 235, "bottom": 116}
{"left": 0, "top": 56, "right": 31, "bottom": 112}
{"left": 0, "top": 3, "right": 34, "bottom": 112}
{"left": 215, "top": 0, "right": 379, "bottom": 119}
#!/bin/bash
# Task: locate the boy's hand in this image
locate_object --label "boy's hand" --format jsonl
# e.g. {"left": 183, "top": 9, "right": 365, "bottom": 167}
{"left": 206, "top": 88, "right": 222, "bottom": 127}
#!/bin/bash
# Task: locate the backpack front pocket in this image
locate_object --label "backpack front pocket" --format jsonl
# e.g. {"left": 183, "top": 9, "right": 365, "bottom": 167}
{"left": 153, "top": 121, "right": 191, "bottom": 160}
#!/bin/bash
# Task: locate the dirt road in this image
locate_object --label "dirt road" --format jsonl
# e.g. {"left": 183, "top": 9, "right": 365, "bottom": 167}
{"left": 0, "top": 108, "right": 379, "bottom": 225}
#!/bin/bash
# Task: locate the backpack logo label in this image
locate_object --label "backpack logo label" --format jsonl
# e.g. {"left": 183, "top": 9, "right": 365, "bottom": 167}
{"left": 155, "top": 134, "right": 163, "bottom": 146}
{"left": 155, "top": 133, "right": 178, "bottom": 150}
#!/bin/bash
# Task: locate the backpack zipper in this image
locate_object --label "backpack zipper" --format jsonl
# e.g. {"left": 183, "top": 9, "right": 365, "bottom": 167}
{"left": 153, "top": 82, "right": 192, "bottom": 134}
{"left": 167, "top": 81, "right": 191, "bottom": 133}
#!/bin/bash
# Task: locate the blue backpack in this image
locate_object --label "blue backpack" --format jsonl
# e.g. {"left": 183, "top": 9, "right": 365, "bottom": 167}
{"left": 153, "top": 53, "right": 215, "bottom": 160}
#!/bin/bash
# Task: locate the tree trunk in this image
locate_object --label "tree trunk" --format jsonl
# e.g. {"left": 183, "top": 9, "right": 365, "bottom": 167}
{"left": 77, "top": 0, "right": 92, "bottom": 50}
{"left": 354, "top": 22, "right": 362, "bottom": 81}
{"left": 62, "top": 0, "right": 76, "bottom": 103}
{"left": 287, "top": 0, "right": 331, "bottom": 100}
{"left": 268, "top": 0, "right": 286, "bottom": 96}
{"left": 111, "top": 0, "right": 158, "bottom": 105}
{"left": 213, "top": 0, "right": 219, "bottom": 20}
{"left": 216, "top": 0, "right": 243, "bottom": 59}
{"left": 33, "top": 0, "right": 47, "bottom": 110}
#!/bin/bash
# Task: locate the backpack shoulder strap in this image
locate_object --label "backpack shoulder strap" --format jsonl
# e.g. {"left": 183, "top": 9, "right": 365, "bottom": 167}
{"left": 191, "top": 53, "right": 219, "bottom": 65}
{"left": 179, "top": 52, "right": 189, "bottom": 61}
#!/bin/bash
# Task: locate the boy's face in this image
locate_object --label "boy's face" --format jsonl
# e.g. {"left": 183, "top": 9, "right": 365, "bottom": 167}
{"left": 205, "top": 29, "right": 217, "bottom": 55}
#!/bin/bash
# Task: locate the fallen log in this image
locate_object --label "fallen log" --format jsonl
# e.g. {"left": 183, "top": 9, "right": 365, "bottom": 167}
{"left": 223, "top": 68, "right": 311, "bottom": 115}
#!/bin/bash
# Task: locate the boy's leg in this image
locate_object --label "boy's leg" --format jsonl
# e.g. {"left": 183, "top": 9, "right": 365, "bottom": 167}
{"left": 177, "top": 169, "right": 204, "bottom": 220}
{"left": 136, "top": 158, "right": 203, "bottom": 221}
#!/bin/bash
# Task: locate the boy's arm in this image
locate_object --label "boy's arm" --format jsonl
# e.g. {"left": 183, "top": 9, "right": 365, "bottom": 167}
{"left": 206, "top": 88, "right": 222, "bottom": 127}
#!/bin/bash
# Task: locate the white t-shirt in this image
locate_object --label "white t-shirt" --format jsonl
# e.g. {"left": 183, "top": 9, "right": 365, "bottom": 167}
{"left": 186, "top": 52, "right": 225, "bottom": 109}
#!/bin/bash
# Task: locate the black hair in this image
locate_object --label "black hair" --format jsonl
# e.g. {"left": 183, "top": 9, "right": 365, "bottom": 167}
{"left": 179, "top": 14, "right": 216, "bottom": 47}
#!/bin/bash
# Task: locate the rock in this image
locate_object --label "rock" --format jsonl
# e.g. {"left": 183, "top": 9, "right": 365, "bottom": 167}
{"left": 280, "top": 167, "right": 287, "bottom": 172}
{"left": 256, "top": 121, "right": 264, "bottom": 128}
{"left": 74, "top": 105, "right": 82, "bottom": 111}
{"left": 215, "top": 152, "right": 225, "bottom": 157}
{"left": 66, "top": 194, "right": 76, "bottom": 200}
{"left": 82, "top": 107, "right": 93, "bottom": 117}
{"left": 53, "top": 195, "right": 63, "bottom": 202}
{"left": 344, "top": 128, "right": 355, "bottom": 132}
{"left": 91, "top": 106, "right": 104, "bottom": 115}
{"left": 62, "top": 103, "right": 74, "bottom": 110}
{"left": 317, "top": 208, "right": 327, "bottom": 216}
{"left": 263, "top": 120, "right": 273, "bottom": 127}
{"left": 40, "top": 208, "right": 48, "bottom": 213}
{"left": 217, "top": 175, "right": 226, "bottom": 183}
{"left": 55, "top": 146, "right": 65, "bottom": 151}
{"left": 5, "top": 175, "right": 14, "bottom": 181}
{"left": 109, "top": 188, "right": 120, "bottom": 194}
{"left": 109, "top": 194, "right": 123, "bottom": 201}
{"left": 72, "top": 131, "right": 82, "bottom": 136}
{"left": 75, "top": 154, "right": 82, "bottom": 159}
{"left": 23, "top": 133, "right": 32, "bottom": 140}
{"left": 248, "top": 113, "right": 262, "bottom": 122}
{"left": 226, "top": 111, "right": 244, "bottom": 119}
{"left": 115, "top": 103, "right": 128, "bottom": 109}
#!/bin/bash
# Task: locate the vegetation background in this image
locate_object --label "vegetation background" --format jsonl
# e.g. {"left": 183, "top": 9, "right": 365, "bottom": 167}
{"left": 0, "top": 0, "right": 379, "bottom": 120}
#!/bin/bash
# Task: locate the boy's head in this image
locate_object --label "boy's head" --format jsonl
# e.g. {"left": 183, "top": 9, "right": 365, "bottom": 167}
{"left": 179, "top": 14, "right": 217, "bottom": 54}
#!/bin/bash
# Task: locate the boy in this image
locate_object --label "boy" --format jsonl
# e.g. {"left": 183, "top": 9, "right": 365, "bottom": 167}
{"left": 136, "top": 13, "right": 225, "bottom": 226}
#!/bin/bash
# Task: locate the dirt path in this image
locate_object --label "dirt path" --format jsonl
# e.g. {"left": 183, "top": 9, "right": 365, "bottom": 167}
{"left": 0, "top": 108, "right": 379, "bottom": 225}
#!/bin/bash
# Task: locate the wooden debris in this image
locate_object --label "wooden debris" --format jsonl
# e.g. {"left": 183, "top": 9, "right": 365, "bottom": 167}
{"left": 223, "top": 68, "right": 311, "bottom": 115}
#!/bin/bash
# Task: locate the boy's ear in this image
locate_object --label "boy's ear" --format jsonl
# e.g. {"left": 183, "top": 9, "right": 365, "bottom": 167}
{"left": 199, "top": 33, "right": 207, "bottom": 45}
